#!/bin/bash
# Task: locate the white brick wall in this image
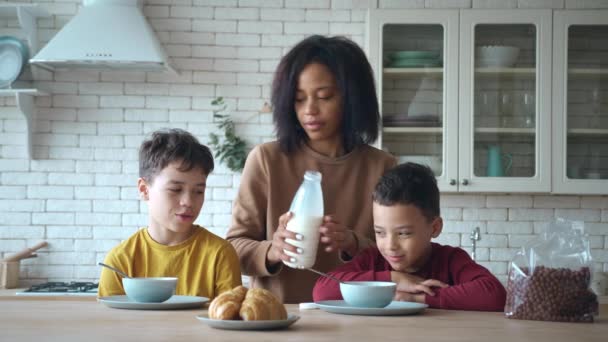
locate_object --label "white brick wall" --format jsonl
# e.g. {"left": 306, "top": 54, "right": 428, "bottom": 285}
{"left": 1, "top": 0, "right": 607, "bottom": 284}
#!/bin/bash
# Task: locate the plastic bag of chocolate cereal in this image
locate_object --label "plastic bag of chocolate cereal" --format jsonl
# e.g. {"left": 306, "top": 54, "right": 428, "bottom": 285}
{"left": 504, "top": 218, "right": 598, "bottom": 322}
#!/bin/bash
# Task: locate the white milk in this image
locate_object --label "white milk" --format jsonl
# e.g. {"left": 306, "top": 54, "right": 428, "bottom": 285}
{"left": 284, "top": 215, "right": 323, "bottom": 269}
{"left": 282, "top": 170, "right": 324, "bottom": 269}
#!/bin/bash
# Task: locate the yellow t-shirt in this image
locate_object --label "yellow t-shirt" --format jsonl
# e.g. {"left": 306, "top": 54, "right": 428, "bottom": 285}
{"left": 98, "top": 225, "right": 241, "bottom": 299}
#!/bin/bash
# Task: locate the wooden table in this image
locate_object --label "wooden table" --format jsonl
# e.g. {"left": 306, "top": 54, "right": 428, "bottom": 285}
{"left": 0, "top": 297, "right": 606, "bottom": 342}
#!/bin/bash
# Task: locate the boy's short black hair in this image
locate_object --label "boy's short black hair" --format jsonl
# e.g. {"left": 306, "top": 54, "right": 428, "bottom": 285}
{"left": 139, "top": 128, "right": 214, "bottom": 182}
{"left": 271, "top": 35, "right": 380, "bottom": 153}
{"left": 372, "top": 163, "right": 440, "bottom": 222}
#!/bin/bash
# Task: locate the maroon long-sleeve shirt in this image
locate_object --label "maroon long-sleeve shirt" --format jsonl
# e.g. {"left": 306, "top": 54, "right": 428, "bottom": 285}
{"left": 312, "top": 243, "right": 506, "bottom": 311}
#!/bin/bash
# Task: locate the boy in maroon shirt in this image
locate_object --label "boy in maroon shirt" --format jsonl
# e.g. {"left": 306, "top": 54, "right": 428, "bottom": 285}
{"left": 312, "top": 163, "right": 506, "bottom": 311}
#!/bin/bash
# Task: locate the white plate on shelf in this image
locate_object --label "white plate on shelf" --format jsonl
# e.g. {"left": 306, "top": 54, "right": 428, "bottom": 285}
{"left": 0, "top": 36, "right": 28, "bottom": 88}
{"left": 98, "top": 295, "right": 208, "bottom": 310}
{"left": 315, "top": 300, "right": 427, "bottom": 316}
{"left": 196, "top": 313, "right": 300, "bottom": 330}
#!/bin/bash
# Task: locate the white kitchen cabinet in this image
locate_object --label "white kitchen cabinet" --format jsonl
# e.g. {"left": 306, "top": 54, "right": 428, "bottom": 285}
{"left": 368, "top": 9, "right": 552, "bottom": 193}
{"left": 552, "top": 11, "right": 608, "bottom": 195}
{"left": 0, "top": 3, "right": 50, "bottom": 159}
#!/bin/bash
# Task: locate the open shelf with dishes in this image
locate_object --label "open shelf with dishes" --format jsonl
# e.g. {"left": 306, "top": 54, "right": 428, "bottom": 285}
{"left": 0, "top": 3, "right": 50, "bottom": 159}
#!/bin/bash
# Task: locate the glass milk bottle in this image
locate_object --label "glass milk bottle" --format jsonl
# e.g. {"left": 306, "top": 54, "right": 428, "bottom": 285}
{"left": 283, "top": 170, "right": 324, "bottom": 269}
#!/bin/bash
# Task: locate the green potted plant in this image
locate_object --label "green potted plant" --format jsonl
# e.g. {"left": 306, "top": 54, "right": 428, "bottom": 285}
{"left": 208, "top": 97, "right": 248, "bottom": 172}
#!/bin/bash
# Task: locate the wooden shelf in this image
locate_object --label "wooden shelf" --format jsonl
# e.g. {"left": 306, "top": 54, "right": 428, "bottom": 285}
{"left": 0, "top": 88, "right": 49, "bottom": 97}
{"left": 383, "top": 67, "right": 443, "bottom": 78}
{"left": 568, "top": 68, "right": 608, "bottom": 78}
{"left": 567, "top": 128, "right": 608, "bottom": 135}
{"left": 475, "top": 67, "right": 536, "bottom": 74}
{"left": 383, "top": 127, "right": 442, "bottom": 134}
{"left": 475, "top": 127, "right": 535, "bottom": 134}
{"left": 474, "top": 67, "right": 536, "bottom": 80}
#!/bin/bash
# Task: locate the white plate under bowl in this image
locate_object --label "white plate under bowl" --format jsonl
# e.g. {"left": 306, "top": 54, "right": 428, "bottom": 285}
{"left": 315, "top": 300, "right": 428, "bottom": 316}
{"left": 196, "top": 313, "right": 300, "bottom": 330}
{"left": 98, "top": 295, "right": 208, "bottom": 310}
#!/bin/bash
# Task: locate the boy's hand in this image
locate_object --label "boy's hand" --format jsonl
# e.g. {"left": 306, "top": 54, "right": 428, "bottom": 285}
{"left": 319, "top": 215, "right": 357, "bottom": 255}
{"left": 391, "top": 271, "right": 449, "bottom": 296}
{"left": 266, "top": 212, "right": 299, "bottom": 265}
{"left": 394, "top": 291, "right": 425, "bottom": 303}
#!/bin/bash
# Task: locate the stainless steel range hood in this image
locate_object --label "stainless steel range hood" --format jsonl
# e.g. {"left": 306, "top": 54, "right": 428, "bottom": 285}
{"left": 29, "top": 0, "right": 176, "bottom": 74}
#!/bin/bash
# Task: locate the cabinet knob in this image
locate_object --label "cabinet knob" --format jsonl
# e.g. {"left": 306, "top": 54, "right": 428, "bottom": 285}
{"left": 461, "top": 179, "right": 469, "bottom": 186}
{"left": 449, "top": 179, "right": 456, "bottom": 186}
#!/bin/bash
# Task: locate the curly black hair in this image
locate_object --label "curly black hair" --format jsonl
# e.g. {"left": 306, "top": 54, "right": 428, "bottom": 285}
{"left": 271, "top": 35, "right": 380, "bottom": 153}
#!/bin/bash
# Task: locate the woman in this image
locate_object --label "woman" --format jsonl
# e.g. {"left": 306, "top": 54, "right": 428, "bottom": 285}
{"left": 226, "top": 35, "right": 396, "bottom": 303}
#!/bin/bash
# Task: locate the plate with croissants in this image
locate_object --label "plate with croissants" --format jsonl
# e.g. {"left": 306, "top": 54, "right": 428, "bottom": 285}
{"left": 196, "top": 286, "right": 300, "bottom": 330}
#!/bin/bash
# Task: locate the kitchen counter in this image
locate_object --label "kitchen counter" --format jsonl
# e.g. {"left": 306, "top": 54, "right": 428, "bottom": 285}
{"left": 0, "top": 288, "right": 97, "bottom": 300}
{"left": 0, "top": 297, "right": 606, "bottom": 342}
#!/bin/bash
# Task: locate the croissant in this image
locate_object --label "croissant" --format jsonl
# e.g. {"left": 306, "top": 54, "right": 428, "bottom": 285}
{"left": 208, "top": 286, "right": 287, "bottom": 321}
{"left": 239, "top": 288, "right": 287, "bottom": 321}
{"left": 208, "top": 285, "right": 248, "bottom": 320}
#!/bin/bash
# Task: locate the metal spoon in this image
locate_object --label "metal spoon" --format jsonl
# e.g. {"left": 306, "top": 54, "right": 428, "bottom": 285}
{"left": 306, "top": 268, "right": 345, "bottom": 284}
{"left": 98, "top": 262, "right": 130, "bottom": 278}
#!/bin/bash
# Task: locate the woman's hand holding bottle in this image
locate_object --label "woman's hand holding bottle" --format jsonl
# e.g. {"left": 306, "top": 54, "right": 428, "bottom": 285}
{"left": 319, "top": 215, "right": 357, "bottom": 255}
{"left": 266, "top": 212, "right": 299, "bottom": 266}
{"left": 267, "top": 213, "right": 359, "bottom": 266}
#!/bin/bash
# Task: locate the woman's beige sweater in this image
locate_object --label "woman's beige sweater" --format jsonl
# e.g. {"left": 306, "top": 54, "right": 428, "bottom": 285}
{"left": 226, "top": 141, "right": 396, "bottom": 303}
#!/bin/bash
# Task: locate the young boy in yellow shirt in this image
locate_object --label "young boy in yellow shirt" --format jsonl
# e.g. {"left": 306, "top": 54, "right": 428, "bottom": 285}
{"left": 313, "top": 163, "right": 506, "bottom": 311}
{"left": 98, "top": 128, "right": 241, "bottom": 299}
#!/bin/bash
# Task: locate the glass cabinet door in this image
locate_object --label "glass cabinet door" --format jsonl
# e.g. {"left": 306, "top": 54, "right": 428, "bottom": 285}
{"left": 459, "top": 10, "right": 552, "bottom": 192}
{"left": 368, "top": 10, "right": 459, "bottom": 192}
{"left": 382, "top": 24, "right": 444, "bottom": 173}
{"left": 474, "top": 24, "right": 537, "bottom": 179}
{"left": 553, "top": 11, "right": 608, "bottom": 194}
{"left": 565, "top": 25, "right": 607, "bottom": 180}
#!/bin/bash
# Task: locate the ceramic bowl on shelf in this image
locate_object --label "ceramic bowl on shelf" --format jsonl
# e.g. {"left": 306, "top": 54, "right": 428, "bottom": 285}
{"left": 0, "top": 36, "right": 29, "bottom": 88}
{"left": 476, "top": 45, "right": 520, "bottom": 67}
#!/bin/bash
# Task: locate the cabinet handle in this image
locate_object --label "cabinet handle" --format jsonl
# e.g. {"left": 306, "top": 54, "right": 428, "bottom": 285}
{"left": 449, "top": 179, "right": 456, "bottom": 186}
{"left": 461, "top": 179, "right": 469, "bottom": 186}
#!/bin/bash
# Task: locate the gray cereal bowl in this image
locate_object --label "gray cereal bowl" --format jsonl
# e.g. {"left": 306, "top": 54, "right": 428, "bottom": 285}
{"left": 122, "top": 277, "right": 178, "bottom": 303}
{"left": 340, "top": 281, "right": 397, "bottom": 308}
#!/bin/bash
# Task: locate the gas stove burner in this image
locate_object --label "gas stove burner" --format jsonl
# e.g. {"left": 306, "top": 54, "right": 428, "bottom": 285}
{"left": 27, "top": 281, "right": 98, "bottom": 293}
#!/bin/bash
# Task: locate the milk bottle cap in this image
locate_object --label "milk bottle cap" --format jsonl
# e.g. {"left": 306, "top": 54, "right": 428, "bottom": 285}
{"left": 304, "top": 170, "right": 322, "bottom": 181}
